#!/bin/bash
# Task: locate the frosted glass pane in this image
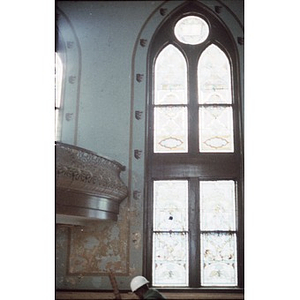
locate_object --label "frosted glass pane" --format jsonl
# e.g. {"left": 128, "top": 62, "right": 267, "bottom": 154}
{"left": 153, "top": 232, "right": 189, "bottom": 286}
{"left": 200, "top": 181, "right": 236, "bottom": 231}
{"left": 154, "top": 106, "right": 188, "bottom": 153}
{"left": 154, "top": 45, "right": 187, "bottom": 104}
{"left": 153, "top": 180, "right": 188, "bottom": 231}
{"left": 174, "top": 16, "right": 209, "bottom": 45}
{"left": 201, "top": 233, "right": 237, "bottom": 286}
{"left": 199, "top": 106, "right": 234, "bottom": 152}
{"left": 198, "top": 44, "right": 232, "bottom": 104}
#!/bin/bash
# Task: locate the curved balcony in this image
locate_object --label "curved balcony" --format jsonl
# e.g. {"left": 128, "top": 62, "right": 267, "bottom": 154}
{"left": 56, "top": 142, "right": 128, "bottom": 224}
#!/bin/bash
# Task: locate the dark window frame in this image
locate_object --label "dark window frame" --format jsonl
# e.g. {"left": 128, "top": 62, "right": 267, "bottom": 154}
{"left": 144, "top": 2, "right": 244, "bottom": 290}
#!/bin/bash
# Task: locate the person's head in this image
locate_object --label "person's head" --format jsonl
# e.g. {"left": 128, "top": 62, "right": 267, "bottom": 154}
{"left": 130, "top": 276, "right": 149, "bottom": 299}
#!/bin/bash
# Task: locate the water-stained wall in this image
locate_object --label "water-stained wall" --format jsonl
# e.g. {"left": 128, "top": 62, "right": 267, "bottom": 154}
{"left": 55, "top": 0, "right": 244, "bottom": 291}
{"left": 56, "top": 199, "right": 131, "bottom": 288}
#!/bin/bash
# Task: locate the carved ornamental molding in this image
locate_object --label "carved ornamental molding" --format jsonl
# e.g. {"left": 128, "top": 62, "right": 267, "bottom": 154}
{"left": 56, "top": 142, "right": 128, "bottom": 223}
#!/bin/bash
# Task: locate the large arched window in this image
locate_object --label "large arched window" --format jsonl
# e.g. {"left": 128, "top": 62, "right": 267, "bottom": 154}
{"left": 145, "top": 2, "right": 243, "bottom": 289}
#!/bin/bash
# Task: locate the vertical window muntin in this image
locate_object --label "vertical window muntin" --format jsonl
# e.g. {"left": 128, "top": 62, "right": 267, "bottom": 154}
{"left": 147, "top": 4, "right": 242, "bottom": 290}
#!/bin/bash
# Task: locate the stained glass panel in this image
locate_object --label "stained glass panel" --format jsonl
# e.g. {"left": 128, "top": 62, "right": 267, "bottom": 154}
{"left": 200, "top": 180, "right": 236, "bottom": 231}
{"left": 154, "top": 45, "right": 187, "bottom": 105}
{"left": 199, "top": 106, "right": 234, "bottom": 152}
{"left": 174, "top": 16, "right": 209, "bottom": 45}
{"left": 153, "top": 232, "right": 189, "bottom": 286}
{"left": 198, "top": 44, "right": 232, "bottom": 104}
{"left": 200, "top": 233, "right": 237, "bottom": 286}
{"left": 154, "top": 106, "right": 188, "bottom": 152}
{"left": 153, "top": 181, "right": 188, "bottom": 231}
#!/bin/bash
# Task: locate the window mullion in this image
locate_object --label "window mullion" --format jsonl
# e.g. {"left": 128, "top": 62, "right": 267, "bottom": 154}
{"left": 188, "top": 178, "right": 200, "bottom": 287}
{"left": 236, "top": 179, "right": 244, "bottom": 288}
{"left": 187, "top": 54, "right": 200, "bottom": 154}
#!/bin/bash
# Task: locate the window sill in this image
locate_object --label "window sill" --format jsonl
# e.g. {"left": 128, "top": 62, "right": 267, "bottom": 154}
{"left": 56, "top": 289, "right": 244, "bottom": 299}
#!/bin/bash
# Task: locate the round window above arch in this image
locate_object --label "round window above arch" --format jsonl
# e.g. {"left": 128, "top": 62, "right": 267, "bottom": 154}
{"left": 174, "top": 15, "right": 209, "bottom": 45}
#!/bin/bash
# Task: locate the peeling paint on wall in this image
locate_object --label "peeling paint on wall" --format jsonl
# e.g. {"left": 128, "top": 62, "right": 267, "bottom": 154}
{"left": 67, "top": 200, "right": 130, "bottom": 275}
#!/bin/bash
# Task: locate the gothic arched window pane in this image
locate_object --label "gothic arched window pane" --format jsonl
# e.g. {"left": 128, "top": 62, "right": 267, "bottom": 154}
{"left": 198, "top": 44, "right": 234, "bottom": 152}
{"left": 154, "top": 45, "right": 188, "bottom": 153}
